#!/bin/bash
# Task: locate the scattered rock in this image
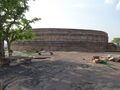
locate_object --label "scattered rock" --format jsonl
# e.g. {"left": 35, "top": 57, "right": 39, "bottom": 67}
{"left": 106, "top": 55, "right": 120, "bottom": 62}
{"left": 38, "top": 51, "right": 54, "bottom": 56}
{"left": 92, "top": 56, "right": 101, "bottom": 63}
{"left": 92, "top": 56, "right": 107, "bottom": 64}
{"left": 83, "top": 58, "right": 85, "bottom": 60}
{"left": 92, "top": 59, "right": 100, "bottom": 63}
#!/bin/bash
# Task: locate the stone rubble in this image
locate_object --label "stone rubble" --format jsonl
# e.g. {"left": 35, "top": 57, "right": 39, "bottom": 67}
{"left": 92, "top": 55, "right": 120, "bottom": 64}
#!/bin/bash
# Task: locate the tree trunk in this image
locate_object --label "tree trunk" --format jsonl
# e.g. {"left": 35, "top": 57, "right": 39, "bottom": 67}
{"left": 0, "top": 39, "right": 5, "bottom": 66}
{"left": 7, "top": 41, "right": 12, "bottom": 57}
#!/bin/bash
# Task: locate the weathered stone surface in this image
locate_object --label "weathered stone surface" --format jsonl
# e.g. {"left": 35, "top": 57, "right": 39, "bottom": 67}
{"left": 0, "top": 59, "right": 120, "bottom": 90}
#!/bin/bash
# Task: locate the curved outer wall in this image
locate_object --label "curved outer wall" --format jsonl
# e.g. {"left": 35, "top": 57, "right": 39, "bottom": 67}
{"left": 12, "top": 28, "right": 108, "bottom": 52}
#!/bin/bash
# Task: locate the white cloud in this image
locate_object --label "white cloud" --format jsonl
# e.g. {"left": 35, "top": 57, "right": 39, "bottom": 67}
{"left": 104, "top": 0, "right": 120, "bottom": 11}
{"left": 116, "top": 0, "right": 120, "bottom": 10}
{"left": 26, "top": 0, "right": 68, "bottom": 28}
{"left": 105, "top": 0, "right": 113, "bottom": 4}
{"left": 73, "top": 3, "right": 88, "bottom": 9}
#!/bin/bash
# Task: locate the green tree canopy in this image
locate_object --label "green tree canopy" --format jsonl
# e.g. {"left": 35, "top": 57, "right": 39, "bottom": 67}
{"left": 0, "top": 0, "right": 40, "bottom": 57}
{"left": 112, "top": 37, "right": 120, "bottom": 46}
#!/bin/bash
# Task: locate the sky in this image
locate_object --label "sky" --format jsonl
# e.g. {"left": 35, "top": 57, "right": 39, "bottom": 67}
{"left": 25, "top": 0, "right": 120, "bottom": 41}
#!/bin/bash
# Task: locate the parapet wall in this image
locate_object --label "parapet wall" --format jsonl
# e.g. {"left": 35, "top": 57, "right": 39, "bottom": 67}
{"left": 12, "top": 28, "right": 108, "bottom": 52}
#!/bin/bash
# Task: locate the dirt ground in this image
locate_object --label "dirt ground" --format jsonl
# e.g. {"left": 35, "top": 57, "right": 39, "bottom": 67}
{"left": 0, "top": 51, "right": 120, "bottom": 90}
{"left": 53, "top": 51, "right": 120, "bottom": 62}
{"left": 52, "top": 51, "right": 120, "bottom": 68}
{"left": 53, "top": 51, "right": 120, "bottom": 75}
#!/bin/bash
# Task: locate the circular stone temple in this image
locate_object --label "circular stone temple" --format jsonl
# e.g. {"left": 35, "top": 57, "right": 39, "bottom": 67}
{"left": 12, "top": 28, "right": 108, "bottom": 52}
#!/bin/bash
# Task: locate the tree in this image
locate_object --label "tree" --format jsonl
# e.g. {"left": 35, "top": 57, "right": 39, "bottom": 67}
{"left": 0, "top": 0, "right": 40, "bottom": 58}
{"left": 112, "top": 37, "right": 120, "bottom": 46}
{"left": 5, "top": 17, "right": 39, "bottom": 56}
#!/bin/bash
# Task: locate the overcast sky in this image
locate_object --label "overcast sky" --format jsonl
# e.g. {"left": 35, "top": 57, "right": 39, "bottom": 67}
{"left": 25, "top": 0, "right": 120, "bottom": 41}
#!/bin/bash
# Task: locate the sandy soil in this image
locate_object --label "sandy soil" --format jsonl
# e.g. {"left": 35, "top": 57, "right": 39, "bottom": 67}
{"left": 0, "top": 51, "right": 120, "bottom": 90}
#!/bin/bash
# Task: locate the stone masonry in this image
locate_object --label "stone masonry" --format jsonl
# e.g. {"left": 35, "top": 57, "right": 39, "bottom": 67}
{"left": 12, "top": 28, "right": 108, "bottom": 52}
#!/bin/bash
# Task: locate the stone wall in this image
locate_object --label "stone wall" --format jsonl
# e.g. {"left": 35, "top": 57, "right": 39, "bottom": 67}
{"left": 107, "top": 43, "right": 120, "bottom": 52}
{"left": 12, "top": 28, "right": 108, "bottom": 52}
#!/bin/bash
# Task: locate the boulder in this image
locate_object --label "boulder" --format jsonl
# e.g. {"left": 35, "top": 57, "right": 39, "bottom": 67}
{"left": 92, "top": 59, "right": 100, "bottom": 63}
{"left": 92, "top": 56, "right": 101, "bottom": 63}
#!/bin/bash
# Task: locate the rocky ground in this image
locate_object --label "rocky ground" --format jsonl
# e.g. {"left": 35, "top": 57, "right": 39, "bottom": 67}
{"left": 0, "top": 51, "right": 120, "bottom": 90}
